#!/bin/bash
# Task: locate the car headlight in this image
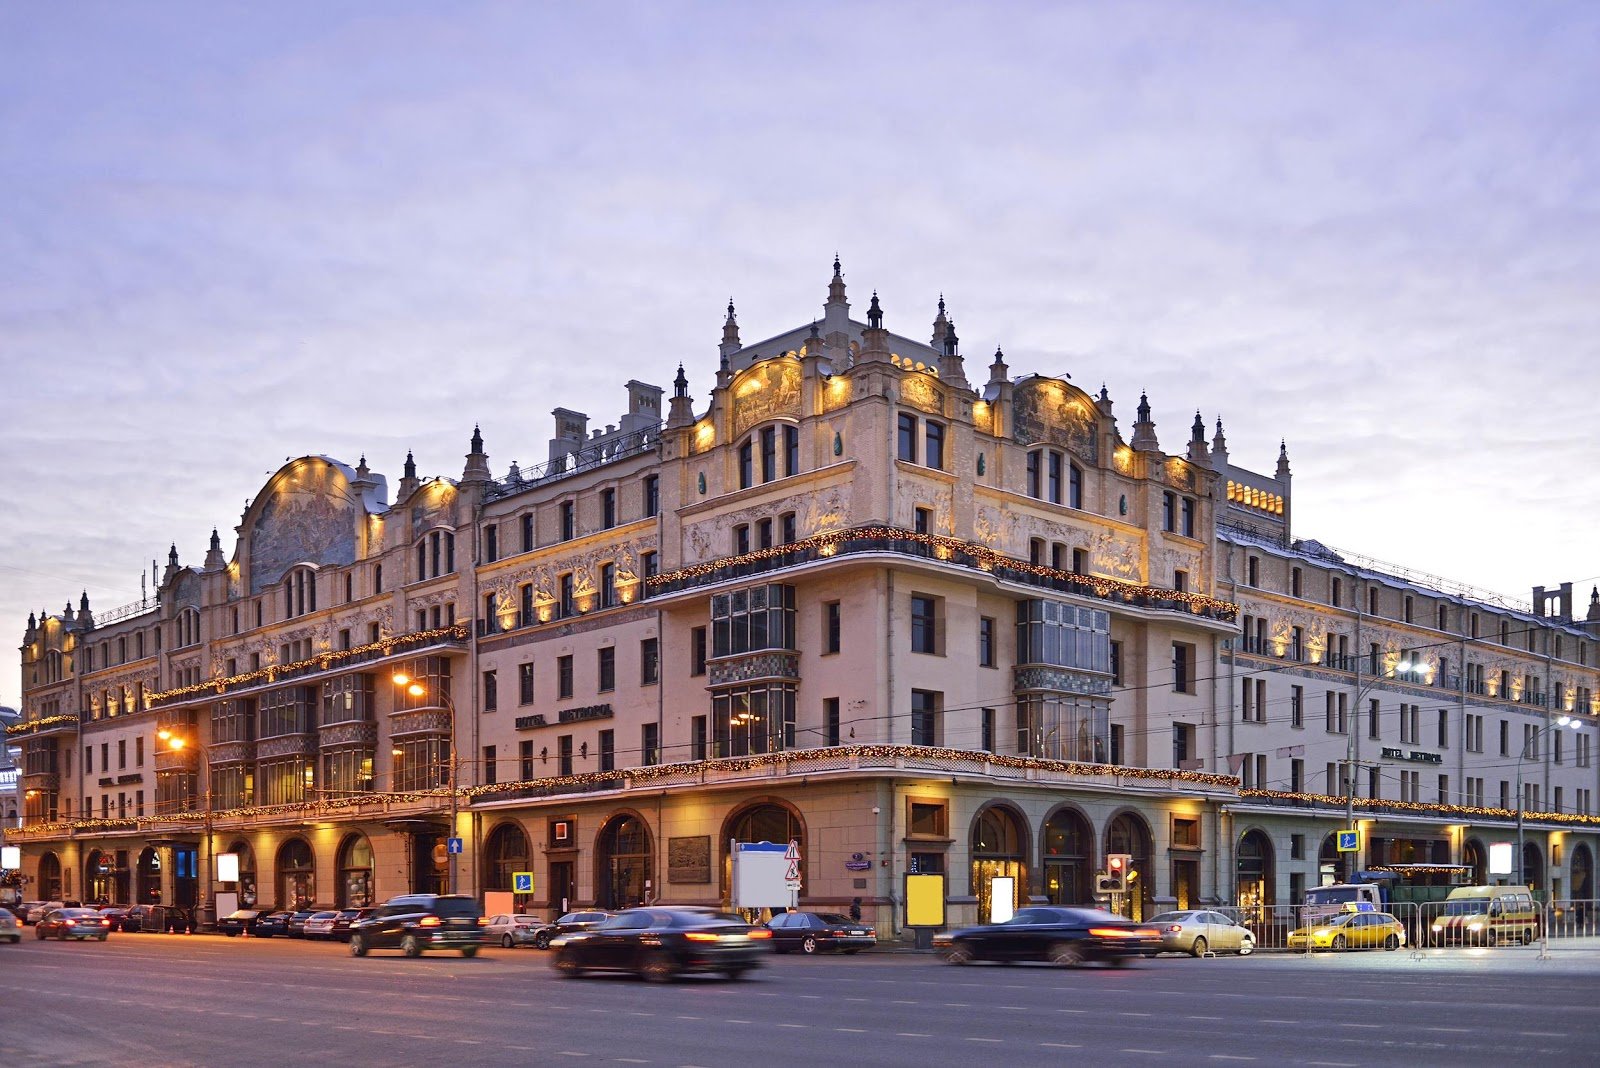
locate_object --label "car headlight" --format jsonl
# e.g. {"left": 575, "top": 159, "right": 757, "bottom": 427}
{"left": 1467, "top": 922, "right": 1483, "bottom": 931}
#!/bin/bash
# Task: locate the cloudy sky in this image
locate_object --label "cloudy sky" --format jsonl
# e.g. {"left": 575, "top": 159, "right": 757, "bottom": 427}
{"left": 3, "top": 1, "right": 1598, "bottom": 706}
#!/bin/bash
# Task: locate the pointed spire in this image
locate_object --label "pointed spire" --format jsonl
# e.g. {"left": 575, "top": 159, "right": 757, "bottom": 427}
{"left": 674, "top": 363, "right": 688, "bottom": 397}
{"left": 471, "top": 424, "right": 484, "bottom": 454}
{"left": 1191, "top": 411, "right": 1206, "bottom": 443}
{"left": 1187, "top": 411, "right": 1211, "bottom": 465}
{"left": 355, "top": 454, "right": 370, "bottom": 481}
{"left": 204, "top": 527, "right": 225, "bottom": 571}
{"left": 667, "top": 363, "right": 695, "bottom": 428}
{"left": 827, "top": 255, "right": 848, "bottom": 306}
{"left": 1137, "top": 392, "right": 1151, "bottom": 422}
{"left": 988, "top": 345, "right": 1009, "bottom": 385}
{"left": 63, "top": 600, "right": 75, "bottom": 622}
{"left": 168, "top": 543, "right": 179, "bottom": 566}
{"left": 404, "top": 451, "right": 417, "bottom": 479}
{"left": 80, "top": 590, "right": 90, "bottom": 612}
{"left": 1588, "top": 587, "right": 1600, "bottom": 623}
{"left": 720, "top": 297, "right": 741, "bottom": 358}
{"left": 1130, "top": 392, "right": 1159, "bottom": 451}
{"left": 462, "top": 425, "right": 491, "bottom": 485}
{"left": 1211, "top": 418, "right": 1229, "bottom": 464}
{"left": 867, "top": 291, "right": 883, "bottom": 330}
{"left": 931, "top": 294, "right": 949, "bottom": 347}
{"left": 1276, "top": 439, "right": 1292, "bottom": 480}
{"left": 1095, "top": 382, "right": 1113, "bottom": 417}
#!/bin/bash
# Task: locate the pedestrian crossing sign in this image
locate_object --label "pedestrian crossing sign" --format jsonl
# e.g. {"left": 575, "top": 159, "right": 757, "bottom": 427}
{"left": 1337, "top": 830, "right": 1360, "bottom": 852}
{"left": 513, "top": 871, "right": 534, "bottom": 893}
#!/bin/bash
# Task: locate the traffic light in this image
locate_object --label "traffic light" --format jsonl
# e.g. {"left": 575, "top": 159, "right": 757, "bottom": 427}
{"left": 1106, "top": 853, "right": 1131, "bottom": 893}
{"left": 1094, "top": 874, "right": 1118, "bottom": 895}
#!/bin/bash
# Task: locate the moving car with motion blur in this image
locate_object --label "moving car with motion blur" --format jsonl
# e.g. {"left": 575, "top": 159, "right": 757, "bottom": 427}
{"left": 532, "top": 910, "right": 613, "bottom": 949}
{"left": 765, "top": 911, "right": 876, "bottom": 954}
{"left": 329, "top": 908, "right": 378, "bottom": 942}
{"left": 348, "top": 894, "right": 486, "bottom": 958}
{"left": 1148, "top": 910, "right": 1256, "bottom": 957}
{"left": 35, "top": 907, "right": 112, "bottom": 941}
{"left": 1287, "top": 908, "right": 1406, "bottom": 951}
{"left": 0, "top": 909, "right": 19, "bottom": 943}
{"left": 933, "top": 906, "right": 1160, "bottom": 966}
{"left": 551, "top": 907, "right": 768, "bottom": 981}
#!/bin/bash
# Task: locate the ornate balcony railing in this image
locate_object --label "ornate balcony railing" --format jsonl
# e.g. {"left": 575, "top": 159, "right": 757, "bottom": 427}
{"left": 5, "top": 714, "right": 80, "bottom": 738}
{"left": 646, "top": 526, "right": 1239, "bottom": 623}
{"left": 484, "top": 422, "right": 662, "bottom": 501}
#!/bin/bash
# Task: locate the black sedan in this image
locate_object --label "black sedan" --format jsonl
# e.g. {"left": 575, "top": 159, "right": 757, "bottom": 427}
{"left": 217, "top": 909, "right": 267, "bottom": 937}
{"left": 933, "top": 906, "right": 1160, "bottom": 967}
{"left": 551, "top": 907, "right": 768, "bottom": 981}
{"left": 285, "top": 909, "right": 318, "bottom": 938}
{"left": 330, "top": 907, "right": 378, "bottom": 942}
{"left": 533, "top": 909, "right": 614, "bottom": 949}
{"left": 766, "top": 911, "right": 876, "bottom": 954}
{"left": 252, "top": 911, "right": 292, "bottom": 938}
{"left": 97, "top": 906, "right": 134, "bottom": 932}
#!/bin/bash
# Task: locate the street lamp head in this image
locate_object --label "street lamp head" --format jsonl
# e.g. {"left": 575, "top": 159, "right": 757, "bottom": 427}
{"left": 168, "top": 737, "right": 185, "bottom": 750}
{"left": 391, "top": 746, "right": 403, "bottom": 758}
{"left": 392, "top": 671, "right": 412, "bottom": 687}
{"left": 407, "top": 682, "right": 426, "bottom": 699}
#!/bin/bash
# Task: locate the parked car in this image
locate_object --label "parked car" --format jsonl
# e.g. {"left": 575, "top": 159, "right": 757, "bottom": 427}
{"left": 36, "top": 907, "right": 112, "bottom": 941}
{"left": 303, "top": 911, "right": 343, "bottom": 940}
{"left": 252, "top": 911, "right": 292, "bottom": 938}
{"left": 97, "top": 906, "right": 134, "bottom": 932}
{"left": 533, "top": 910, "right": 614, "bottom": 949}
{"left": 348, "top": 894, "right": 486, "bottom": 958}
{"left": 0, "top": 909, "right": 20, "bottom": 943}
{"left": 933, "top": 906, "right": 1161, "bottom": 967}
{"left": 217, "top": 909, "right": 266, "bottom": 937}
{"left": 330, "top": 908, "right": 378, "bottom": 942}
{"left": 1148, "top": 910, "right": 1256, "bottom": 957}
{"left": 1288, "top": 909, "right": 1406, "bottom": 952}
{"left": 485, "top": 913, "right": 542, "bottom": 948}
{"left": 25, "top": 901, "right": 66, "bottom": 924}
{"left": 551, "top": 907, "right": 769, "bottom": 981}
{"left": 765, "top": 911, "right": 876, "bottom": 954}
{"left": 285, "top": 909, "right": 319, "bottom": 938}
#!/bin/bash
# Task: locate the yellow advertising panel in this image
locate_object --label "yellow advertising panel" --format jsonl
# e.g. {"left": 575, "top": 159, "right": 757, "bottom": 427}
{"left": 905, "top": 873, "right": 946, "bottom": 927}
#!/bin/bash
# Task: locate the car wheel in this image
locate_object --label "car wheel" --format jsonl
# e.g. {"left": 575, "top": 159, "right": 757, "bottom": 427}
{"left": 1109, "top": 955, "right": 1135, "bottom": 968}
{"left": 641, "top": 952, "right": 677, "bottom": 983}
{"left": 552, "top": 949, "right": 583, "bottom": 977}
{"left": 225, "top": 931, "right": 238, "bottom": 937}
{"left": 535, "top": 930, "right": 551, "bottom": 950}
{"left": 1238, "top": 938, "right": 1255, "bottom": 957}
{"left": 59, "top": 928, "right": 68, "bottom": 941}
{"left": 801, "top": 935, "right": 819, "bottom": 955}
{"left": 401, "top": 934, "right": 423, "bottom": 958}
{"left": 98, "top": 935, "right": 108, "bottom": 942}
{"left": 1190, "top": 936, "right": 1209, "bottom": 958}
{"left": 940, "top": 943, "right": 973, "bottom": 965}
{"left": 1523, "top": 928, "right": 1536, "bottom": 945}
{"left": 725, "top": 967, "right": 750, "bottom": 980}
{"left": 1048, "top": 942, "right": 1085, "bottom": 967}
{"left": 35, "top": 928, "right": 45, "bottom": 940}
{"left": 502, "top": 934, "right": 515, "bottom": 948}
{"left": 1331, "top": 934, "right": 1346, "bottom": 951}
{"left": 1384, "top": 934, "right": 1400, "bottom": 951}
{"left": 461, "top": 946, "right": 480, "bottom": 959}
{"left": 1485, "top": 929, "right": 1498, "bottom": 947}
{"left": 349, "top": 934, "right": 368, "bottom": 957}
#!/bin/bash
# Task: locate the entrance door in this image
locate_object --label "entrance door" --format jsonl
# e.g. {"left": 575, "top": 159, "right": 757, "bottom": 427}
{"left": 549, "top": 861, "right": 576, "bottom": 918}
{"left": 412, "top": 833, "right": 447, "bottom": 894}
{"left": 1173, "top": 858, "right": 1199, "bottom": 911}
{"left": 174, "top": 847, "right": 199, "bottom": 910}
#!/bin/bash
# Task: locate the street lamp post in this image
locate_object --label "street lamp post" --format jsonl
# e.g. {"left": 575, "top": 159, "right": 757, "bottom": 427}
{"left": 1341, "top": 655, "right": 1429, "bottom": 882}
{"left": 391, "top": 671, "right": 458, "bottom": 896}
{"left": 1515, "top": 715, "right": 1580, "bottom": 889}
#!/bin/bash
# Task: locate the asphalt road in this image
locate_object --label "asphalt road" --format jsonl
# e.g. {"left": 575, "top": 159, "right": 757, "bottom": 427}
{"left": 4, "top": 933, "right": 1598, "bottom": 1067}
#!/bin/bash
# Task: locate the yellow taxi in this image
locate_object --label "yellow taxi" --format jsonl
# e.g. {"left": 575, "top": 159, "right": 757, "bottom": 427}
{"left": 1287, "top": 906, "right": 1406, "bottom": 952}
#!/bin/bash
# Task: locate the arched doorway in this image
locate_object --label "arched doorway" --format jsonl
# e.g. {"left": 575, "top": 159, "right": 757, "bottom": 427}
{"left": 1106, "top": 811, "right": 1154, "bottom": 920}
{"left": 135, "top": 847, "right": 161, "bottom": 903}
{"left": 223, "top": 840, "right": 258, "bottom": 907}
{"left": 85, "top": 849, "right": 127, "bottom": 904}
{"left": 337, "top": 834, "right": 374, "bottom": 908}
{"left": 1318, "top": 833, "right": 1341, "bottom": 884}
{"left": 277, "top": 838, "right": 316, "bottom": 908}
{"left": 1236, "top": 830, "right": 1276, "bottom": 919}
{"left": 1463, "top": 839, "right": 1486, "bottom": 886}
{"left": 38, "top": 851, "right": 63, "bottom": 900}
{"left": 595, "top": 814, "right": 652, "bottom": 910}
{"left": 1041, "top": 806, "right": 1093, "bottom": 905}
{"left": 484, "top": 822, "right": 532, "bottom": 902}
{"left": 1523, "top": 841, "right": 1545, "bottom": 893}
{"left": 721, "top": 801, "right": 806, "bottom": 908}
{"left": 971, "top": 804, "right": 1028, "bottom": 923}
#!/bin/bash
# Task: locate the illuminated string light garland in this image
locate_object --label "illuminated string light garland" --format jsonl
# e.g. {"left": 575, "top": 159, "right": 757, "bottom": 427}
{"left": 5, "top": 713, "right": 79, "bottom": 738}
{"left": 1238, "top": 787, "right": 1600, "bottom": 826}
{"left": 646, "top": 525, "right": 1239, "bottom": 618}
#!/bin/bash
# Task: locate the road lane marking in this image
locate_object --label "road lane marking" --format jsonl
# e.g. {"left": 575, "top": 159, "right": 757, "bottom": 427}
{"left": 1425, "top": 1028, "right": 1472, "bottom": 1033}
{"left": 1119, "top": 1049, "right": 1165, "bottom": 1055}
{"left": 1520, "top": 1032, "right": 1566, "bottom": 1038}
{"left": 777, "top": 1024, "right": 807, "bottom": 1029}
{"left": 835, "top": 1028, "right": 868, "bottom": 1033}
{"left": 965, "top": 1038, "right": 1003, "bottom": 1044}
{"left": 1186, "top": 1016, "right": 1225, "bottom": 1021}
{"left": 1041, "top": 1044, "right": 1083, "bottom": 1050}
{"left": 896, "top": 1033, "right": 931, "bottom": 1038}
{"left": 614, "top": 1060, "right": 649, "bottom": 1064}
{"left": 1209, "top": 1057, "right": 1255, "bottom": 1062}
{"left": 1119, "top": 1012, "right": 1153, "bottom": 1017}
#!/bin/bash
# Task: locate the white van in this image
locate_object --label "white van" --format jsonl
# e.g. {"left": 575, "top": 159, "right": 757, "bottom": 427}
{"left": 1429, "top": 885, "right": 1539, "bottom": 945}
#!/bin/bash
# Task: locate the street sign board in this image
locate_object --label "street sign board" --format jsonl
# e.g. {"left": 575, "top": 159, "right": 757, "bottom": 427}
{"left": 447, "top": 836, "right": 464, "bottom": 855}
{"left": 1336, "top": 830, "right": 1359, "bottom": 852}
{"left": 512, "top": 871, "right": 534, "bottom": 893}
{"left": 785, "top": 839, "right": 801, "bottom": 861}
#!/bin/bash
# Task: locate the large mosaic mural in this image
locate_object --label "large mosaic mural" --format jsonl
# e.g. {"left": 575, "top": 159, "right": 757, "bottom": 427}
{"left": 730, "top": 358, "right": 801, "bottom": 438}
{"left": 1012, "top": 378, "right": 1099, "bottom": 464}
{"left": 248, "top": 459, "right": 361, "bottom": 593}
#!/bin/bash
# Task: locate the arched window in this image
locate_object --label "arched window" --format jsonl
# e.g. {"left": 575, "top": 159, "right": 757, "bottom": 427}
{"left": 595, "top": 814, "right": 653, "bottom": 910}
{"left": 337, "top": 834, "right": 374, "bottom": 908}
{"left": 277, "top": 838, "right": 316, "bottom": 909}
{"left": 1236, "top": 830, "right": 1276, "bottom": 916}
{"left": 414, "top": 529, "right": 457, "bottom": 581}
{"left": 1571, "top": 843, "right": 1594, "bottom": 908}
{"left": 739, "top": 422, "right": 801, "bottom": 489}
{"left": 176, "top": 607, "right": 201, "bottom": 648}
{"left": 1522, "top": 841, "right": 1544, "bottom": 892}
{"left": 484, "top": 822, "right": 532, "bottom": 895}
{"left": 38, "top": 851, "right": 63, "bottom": 900}
{"left": 226, "top": 840, "right": 258, "bottom": 908}
{"left": 283, "top": 567, "right": 318, "bottom": 619}
{"left": 85, "top": 848, "right": 127, "bottom": 904}
{"left": 1106, "top": 812, "right": 1154, "bottom": 921}
{"left": 135, "top": 847, "right": 161, "bottom": 903}
{"left": 1463, "top": 838, "right": 1486, "bottom": 887}
{"left": 971, "top": 805, "right": 1028, "bottom": 923}
{"left": 1041, "top": 807, "right": 1092, "bottom": 905}
{"left": 44, "top": 650, "right": 64, "bottom": 684}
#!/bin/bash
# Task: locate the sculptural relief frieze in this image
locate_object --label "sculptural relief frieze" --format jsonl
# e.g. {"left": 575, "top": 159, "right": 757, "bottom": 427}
{"left": 1012, "top": 379, "right": 1100, "bottom": 464}
{"left": 730, "top": 359, "right": 802, "bottom": 438}
{"left": 249, "top": 460, "right": 361, "bottom": 594}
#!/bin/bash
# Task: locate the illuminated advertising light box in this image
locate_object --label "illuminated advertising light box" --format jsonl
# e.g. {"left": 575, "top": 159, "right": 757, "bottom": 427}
{"left": 1488, "top": 842, "right": 1514, "bottom": 877}
{"left": 989, "top": 876, "right": 1015, "bottom": 923}
{"left": 1, "top": 845, "right": 20, "bottom": 869}
{"left": 216, "top": 853, "right": 240, "bottom": 883}
{"left": 905, "top": 873, "right": 946, "bottom": 927}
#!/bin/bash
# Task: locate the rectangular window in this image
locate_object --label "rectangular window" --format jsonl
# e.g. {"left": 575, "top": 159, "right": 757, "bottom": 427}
{"left": 520, "top": 740, "right": 535, "bottom": 780}
{"left": 136, "top": 736, "right": 145, "bottom": 767}
{"left": 518, "top": 663, "right": 534, "bottom": 705}
{"left": 1371, "top": 698, "right": 1383, "bottom": 741}
{"left": 484, "top": 670, "right": 499, "bottom": 712}
{"left": 739, "top": 439, "right": 754, "bottom": 488}
{"left": 600, "top": 561, "right": 617, "bottom": 608}
{"left": 823, "top": 601, "right": 841, "bottom": 654}
{"left": 522, "top": 513, "right": 535, "bottom": 552}
{"left": 978, "top": 616, "right": 996, "bottom": 668}
{"left": 1173, "top": 723, "right": 1195, "bottom": 766}
{"left": 602, "top": 488, "right": 617, "bottom": 529}
{"left": 784, "top": 425, "right": 799, "bottom": 476}
{"left": 897, "top": 413, "right": 917, "bottom": 462}
{"left": 559, "top": 572, "right": 575, "bottom": 618}
{"left": 485, "top": 524, "right": 499, "bottom": 563}
{"left": 483, "top": 745, "right": 497, "bottom": 786}
{"left": 691, "top": 626, "right": 707, "bottom": 676}
{"left": 760, "top": 425, "right": 777, "bottom": 483}
{"left": 780, "top": 511, "right": 796, "bottom": 545}
{"left": 558, "top": 735, "right": 573, "bottom": 777}
{"left": 981, "top": 706, "right": 995, "bottom": 752}
{"left": 560, "top": 501, "right": 575, "bottom": 541}
{"left": 692, "top": 715, "right": 708, "bottom": 760}
{"left": 644, "top": 475, "right": 660, "bottom": 518}
{"left": 913, "top": 506, "right": 931, "bottom": 535}
{"left": 824, "top": 697, "right": 841, "bottom": 747}
{"left": 1172, "top": 642, "right": 1193, "bottom": 693}
{"left": 1290, "top": 685, "right": 1304, "bottom": 728}
{"left": 1047, "top": 451, "right": 1063, "bottom": 504}
{"left": 1163, "top": 492, "right": 1176, "bottom": 532}
{"left": 910, "top": 689, "right": 940, "bottom": 746}
{"left": 1438, "top": 709, "right": 1449, "bottom": 748}
{"left": 640, "top": 638, "right": 659, "bottom": 685}
{"left": 558, "top": 655, "right": 574, "bottom": 700}
{"left": 598, "top": 729, "right": 615, "bottom": 773}
{"left": 597, "top": 647, "right": 615, "bottom": 692}
{"left": 640, "top": 722, "right": 660, "bottom": 766}
{"left": 910, "top": 594, "right": 941, "bottom": 655}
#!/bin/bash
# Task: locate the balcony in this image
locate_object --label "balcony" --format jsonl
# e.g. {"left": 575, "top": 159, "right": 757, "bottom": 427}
{"left": 154, "top": 747, "right": 199, "bottom": 772}
{"left": 645, "top": 526, "right": 1239, "bottom": 624}
{"left": 147, "top": 624, "right": 469, "bottom": 709}
{"left": 5, "top": 714, "right": 80, "bottom": 739}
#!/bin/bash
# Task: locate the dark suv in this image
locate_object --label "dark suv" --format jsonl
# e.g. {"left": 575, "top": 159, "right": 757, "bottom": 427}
{"left": 348, "top": 894, "right": 485, "bottom": 958}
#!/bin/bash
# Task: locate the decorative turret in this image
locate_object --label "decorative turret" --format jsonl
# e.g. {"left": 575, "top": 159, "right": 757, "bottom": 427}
{"left": 857, "top": 291, "right": 891, "bottom": 362}
{"left": 931, "top": 295, "right": 949, "bottom": 348}
{"left": 720, "top": 299, "right": 741, "bottom": 360}
{"left": 1095, "top": 383, "right": 1113, "bottom": 418}
{"left": 822, "top": 256, "right": 852, "bottom": 360}
{"left": 24, "top": 611, "right": 37, "bottom": 644}
{"left": 938, "top": 312, "right": 970, "bottom": 389}
{"left": 987, "top": 346, "right": 1010, "bottom": 387}
{"left": 62, "top": 599, "right": 76, "bottom": 626}
{"left": 667, "top": 364, "right": 695, "bottom": 428}
{"left": 1187, "top": 411, "right": 1210, "bottom": 465}
{"left": 462, "top": 425, "right": 491, "bottom": 484}
{"left": 1588, "top": 587, "right": 1600, "bottom": 624}
{"left": 163, "top": 543, "right": 181, "bottom": 584}
{"left": 397, "top": 450, "right": 421, "bottom": 499}
{"left": 826, "top": 255, "right": 847, "bottom": 307}
{"left": 1130, "top": 392, "right": 1160, "bottom": 451}
{"left": 204, "top": 527, "right": 225, "bottom": 570}
{"left": 75, "top": 591, "right": 93, "bottom": 630}
{"left": 1276, "top": 440, "right": 1292, "bottom": 480}
{"left": 1211, "top": 418, "right": 1229, "bottom": 465}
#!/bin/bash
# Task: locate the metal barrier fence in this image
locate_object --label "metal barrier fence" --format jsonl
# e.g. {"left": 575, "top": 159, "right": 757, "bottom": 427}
{"left": 1209, "top": 897, "right": 1600, "bottom": 955}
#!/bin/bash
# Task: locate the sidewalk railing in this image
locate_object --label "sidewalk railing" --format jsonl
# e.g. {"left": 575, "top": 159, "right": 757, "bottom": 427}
{"left": 1213, "top": 897, "right": 1600, "bottom": 954}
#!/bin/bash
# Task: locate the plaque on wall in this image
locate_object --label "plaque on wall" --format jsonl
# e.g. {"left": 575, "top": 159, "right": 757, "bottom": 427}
{"left": 668, "top": 835, "right": 712, "bottom": 884}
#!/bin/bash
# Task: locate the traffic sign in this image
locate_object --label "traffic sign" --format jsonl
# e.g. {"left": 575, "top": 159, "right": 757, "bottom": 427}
{"left": 512, "top": 871, "right": 534, "bottom": 893}
{"left": 1336, "top": 830, "right": 1359, "bottom": 852}
{"left": 784, "top": 839, "right": 801, "bottom": 861}
{"left": 784, "top": 860, "right": 800, "bottom": 881}
{"left": 447, "top": 836, "right": 464, "bottom": 855}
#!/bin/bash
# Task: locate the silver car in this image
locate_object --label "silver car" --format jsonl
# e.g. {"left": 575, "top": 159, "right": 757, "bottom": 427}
{"left": 1, "top": 909, "right": 20, "bottom": 943}
{"left": 484, "top": 913, "right": 541, "bottom": 948}
{"left": 1149, "top": 910, "right": 1256, "bottom": 957}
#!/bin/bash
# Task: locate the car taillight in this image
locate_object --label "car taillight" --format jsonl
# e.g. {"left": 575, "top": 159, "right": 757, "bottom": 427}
{"left": 1090, "top": 927, "right": 1155, "bottom": 938}
{"left": 477, "top": 917, "right": 488, "bottom": 926}
{"left": 685, "top": 932, "right": 720, "bottom": 942}
{"left": 747, "top": 929, "right": 771, "bottom": 939}
{"left": 101, "top": 919, "right": 111, "bottom": 926}
{"left": 1166, "top": 925, "right": 1183, "bottom": 933}
{"left": 419, "top": 916, "right": 441, "bottom": 927}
